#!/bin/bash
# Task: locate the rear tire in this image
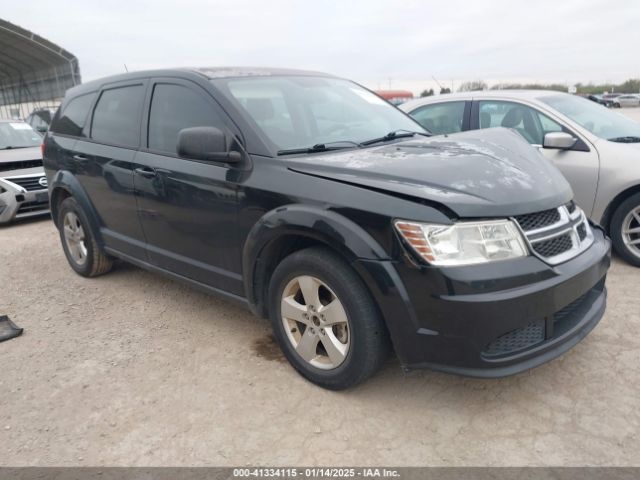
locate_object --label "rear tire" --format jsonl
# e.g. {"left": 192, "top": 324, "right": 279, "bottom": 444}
{"left": 610, "top": 192, "right": 640, "bottom": 267}
{"left": 58, "top": 197, "right": 113, "bottom": 277}
{"left": 268, "top": 247, "right": 390, "bottom": 390}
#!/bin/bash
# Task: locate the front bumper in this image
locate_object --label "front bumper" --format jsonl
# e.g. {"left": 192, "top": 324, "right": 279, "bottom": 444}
{"left": 355, "top": 225, "right": 611, "bottom": 377}
{"left": 0, "top": 175, "right": 50, "bottom": 224}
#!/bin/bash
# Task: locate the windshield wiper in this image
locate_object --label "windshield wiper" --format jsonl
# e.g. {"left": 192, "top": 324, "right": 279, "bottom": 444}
{"left": 360, "top": 129, "right": 431, "bottom": 146}
{"left": 277, "top": 140, "right": 361, "bottom": 156}
{"left": 608, "top": 136, "right": 640, "bottom": 143}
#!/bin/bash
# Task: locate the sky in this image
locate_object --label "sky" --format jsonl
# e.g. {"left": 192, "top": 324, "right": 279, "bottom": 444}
{"left": 3, "top": 0, "right": 640, "bottom": 95}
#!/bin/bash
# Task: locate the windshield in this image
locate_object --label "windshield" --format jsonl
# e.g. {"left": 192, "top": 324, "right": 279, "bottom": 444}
{"left": 0, "top": 122, "right": 42, "bottom": 149}
{"left": 212, "top": 76, "right": 425, "bottom": 152}
{"left": 539, "top": 94, "right": 640, "bottom": 142}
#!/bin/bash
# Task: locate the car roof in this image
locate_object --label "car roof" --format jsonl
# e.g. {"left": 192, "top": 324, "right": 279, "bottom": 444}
{"left": 65, "top": 67, "right": 337, "bottom": 98}
{"left": 401, "top": 89, "right": 570, "bottom": 111}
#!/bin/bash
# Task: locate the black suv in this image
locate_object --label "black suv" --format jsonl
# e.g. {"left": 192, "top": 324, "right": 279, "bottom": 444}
{"left": 43, "top": 68, "right": 611, "bottom": 389}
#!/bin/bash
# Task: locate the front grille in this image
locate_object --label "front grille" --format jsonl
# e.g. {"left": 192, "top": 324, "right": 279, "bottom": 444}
{"left": 483, "top": 319, "right": 545, "bottom": 357}
{"left": 532, "top": 234, "right": 574, "bottom": 258}
{"left": 515, "top": 208, "right": 560, "bottom": 231}
{"left": 17, "top": 200, "right": 49, "bottom": 215}
{"left": 6, "top": 176, "right": 45, "bottom": 191}
{"left": 515, "top": 203, "right": 593, "bottom": 265}
{"left": 0, "top": 159, "right": 43, "bottom": 172}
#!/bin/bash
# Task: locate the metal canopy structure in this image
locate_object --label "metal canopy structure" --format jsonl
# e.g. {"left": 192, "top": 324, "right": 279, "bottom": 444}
{"left": 0, "top": 18, "right": 80, "bottom": 118}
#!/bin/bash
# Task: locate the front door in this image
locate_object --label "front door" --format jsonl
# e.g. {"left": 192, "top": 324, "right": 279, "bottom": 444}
{"left": 133, "top": 79, "right": 243, "bottom": 295}
{"left": 473, "top": 100, "right": 600, "bottom": 216}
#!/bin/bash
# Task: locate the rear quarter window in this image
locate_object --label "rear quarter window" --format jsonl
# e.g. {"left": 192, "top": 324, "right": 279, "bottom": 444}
{"left": 49, "top": 93, "right": 96, "bottom": 137}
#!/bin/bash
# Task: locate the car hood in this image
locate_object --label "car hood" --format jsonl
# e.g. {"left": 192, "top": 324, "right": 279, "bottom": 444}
{"left": 287, "top": 127, "right": 573, "bottom": 218}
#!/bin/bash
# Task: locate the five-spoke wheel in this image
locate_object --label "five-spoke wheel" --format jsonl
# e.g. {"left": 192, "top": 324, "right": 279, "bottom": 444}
{"left": 281, "top": 275, "right": 350, "bottom": 369}
{"left": 269, "top": 247, "right": 389, "bottom": 390}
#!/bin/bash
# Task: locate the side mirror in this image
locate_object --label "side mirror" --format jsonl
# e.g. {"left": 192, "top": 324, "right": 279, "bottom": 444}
{"left": 543, "top": 132, "right": 577, "bottom": 150}
{"left": 177, "top": 127, "right": 242, "bottom": 163}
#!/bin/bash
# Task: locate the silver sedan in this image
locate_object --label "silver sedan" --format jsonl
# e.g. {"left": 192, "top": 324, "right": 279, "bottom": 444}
{"left": 400, "top": 91, "right": 640, "bottom": 266}
{"left": 613, "top": 95, "right": 640, "bottom": 108}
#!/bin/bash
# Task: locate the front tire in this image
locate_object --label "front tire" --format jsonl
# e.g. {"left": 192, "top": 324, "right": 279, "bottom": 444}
{"left": 610, "top": 193, "right": 640, "bottom": 267}
{"left": 58, "top": 197, "right": 113, "bottom": 277}
{"left": 268, "top": 247, "right": 390, "bottom": 390}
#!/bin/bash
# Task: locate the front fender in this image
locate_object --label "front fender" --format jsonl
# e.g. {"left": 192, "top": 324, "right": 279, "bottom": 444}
{"left": 242, "top": 204, "right": 421, "bottom": 361}
{"left": 49, "top": 170, "right": 104, "bottom": 246}
{"left": 242, "top": 204, "right": 390, "bottom": 312}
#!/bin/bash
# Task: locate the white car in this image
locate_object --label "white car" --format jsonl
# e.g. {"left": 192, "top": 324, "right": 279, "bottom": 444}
{"left": 612, "top": 95, "right": 640, "bottom": 108}
{"left": 0, "top": 119, "right": 49, "bottom": 223}
{"left": 401, "top": 91, "right": 640, "bottom": 266}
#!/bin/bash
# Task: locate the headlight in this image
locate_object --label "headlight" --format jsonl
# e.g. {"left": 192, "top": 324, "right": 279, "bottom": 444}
{"left": 395, "top": 219, "right": 528, "bottom": 266}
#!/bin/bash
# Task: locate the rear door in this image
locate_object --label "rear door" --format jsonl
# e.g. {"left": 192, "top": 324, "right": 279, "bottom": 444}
{"left": 133, "top": 78, "right": 243, "bottom": 295}
{"left": 72, "top": 81, "right": 148, "bottom": 258}
{"left": 471, "top": 99, "right": 600, "bottom": 215}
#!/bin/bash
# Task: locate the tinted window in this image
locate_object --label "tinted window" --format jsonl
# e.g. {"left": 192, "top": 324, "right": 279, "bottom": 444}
{"left": 50, "top": 93, "right": 95, "bottom": 137}
{"left": 479, "top": 101, "right": 564, "bottom": 145}
{"left": 410, "top": 102, "right": 466, "bottom": 135}
{"left": 28, "top": 113, "right": 49, "bottom": 132}
{"left": 91, "top": 85, "right": 144, "bottom": 147}
{"left": 148, "top": 83, "right": 223, "bottom": 154}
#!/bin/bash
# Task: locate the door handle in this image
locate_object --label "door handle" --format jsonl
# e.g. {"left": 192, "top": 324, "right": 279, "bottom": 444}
{"left": 73, "top": 154, "right": 88, "bottom": 163}
{"left": 134, "top": 167, "right": 157, "bottom": 178}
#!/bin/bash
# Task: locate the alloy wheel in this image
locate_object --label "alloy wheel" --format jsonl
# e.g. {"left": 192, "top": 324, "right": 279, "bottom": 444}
{"left": 63, "top": 211, "right": 88, "bottom": 266}
{"left": 622, "top": 206, "right": 640, "bottom": 259}
{"left": 280, "top": 275, "right": 350, "bottom": 370}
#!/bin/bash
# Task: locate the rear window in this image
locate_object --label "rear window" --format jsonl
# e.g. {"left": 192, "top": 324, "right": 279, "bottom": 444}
{"left": 50, "top": 93, "right": 96, "bottom": 137}
{"left": 91, "top": 85, "right": 144, "bottom": 147}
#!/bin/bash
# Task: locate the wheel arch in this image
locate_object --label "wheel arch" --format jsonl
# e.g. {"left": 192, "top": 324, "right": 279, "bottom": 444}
{"left": 242, "top": 204, "right": 391, "bottom": 319}
{"left": 600, "top": 184, "right": 640, "bottom": 233}
{"left": 49, "top": 170, "right": 104, "bottom": 246}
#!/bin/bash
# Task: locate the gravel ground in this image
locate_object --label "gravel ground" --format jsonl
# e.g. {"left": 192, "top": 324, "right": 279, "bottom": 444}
{"left": 1, "top": 108, "right": 639, "bottom": 466}
{"left": 1, "top": 218, "right": 639, "bottom": 467}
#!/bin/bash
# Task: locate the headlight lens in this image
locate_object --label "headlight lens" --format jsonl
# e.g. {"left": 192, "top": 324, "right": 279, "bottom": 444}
{"left": 395, "top": 219, "right": 528, "bottom": 266}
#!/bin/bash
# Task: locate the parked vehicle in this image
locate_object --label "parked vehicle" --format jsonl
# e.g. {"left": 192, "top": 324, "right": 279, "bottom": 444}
{"left": 25, "top": 106, "right": 58, "bottom": 133}
{"left": 0, "top": 119, "right": 49, "bottom": 223}
{"left": 43, "top": 69, "right": 610, "bottom": 389}
{"left": 587, "top": 94, "right": 608, "bottom": 106}
{"left": 612, "top": 95, "right": 640, "bottom": 108}
{"left": 601, "top": 93, "right": 622, "bottom": 108}
{"left": 401, "top": 90, "right": 640, "bottom": 266}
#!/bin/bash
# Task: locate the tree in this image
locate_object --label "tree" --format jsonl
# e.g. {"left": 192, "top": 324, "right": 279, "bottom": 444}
{"left": 440, "top": 87, "right": 451, "bottom": 94}
{"left": 420, "top": 88, "right": 434, "bottom": 97}
{"left": 458, "top": 80, "right": 487, "bottom": 92}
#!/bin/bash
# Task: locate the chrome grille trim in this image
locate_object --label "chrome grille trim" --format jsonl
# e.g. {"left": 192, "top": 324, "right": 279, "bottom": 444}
{"left": 2, "top": 174, "right": 48, "bottom": 192}
{"left": 513, "top": 204, "right": 594, "bottom": 265}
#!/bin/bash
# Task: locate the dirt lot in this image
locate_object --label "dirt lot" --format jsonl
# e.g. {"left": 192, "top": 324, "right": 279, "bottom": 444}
{"left": 0, "top": 217, "right": 639, "bottom": 467}
{"left": 1, "top": 108, "right": 640, "bottom": 467}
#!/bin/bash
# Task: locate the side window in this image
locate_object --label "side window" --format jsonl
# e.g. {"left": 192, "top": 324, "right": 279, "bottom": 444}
{"left": 30, "top": 114, "right": 49, "bottom": 132}
{"left": 91, "top": 85, "right": 144, "bottom": 147}
{"left": 479, "top": 101, "right": 566, "bottom": 145}
{"left": 50, "top": 93, "right": 96, "bottom": 137}
{"left": 537, "top": 112, "right": 563, "bottom": 134}
{"left": 410, "top": 102, "right": 466, "bottom": 135}
{"left": 148, "top": 83, "right": 224, "bottom": 154}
